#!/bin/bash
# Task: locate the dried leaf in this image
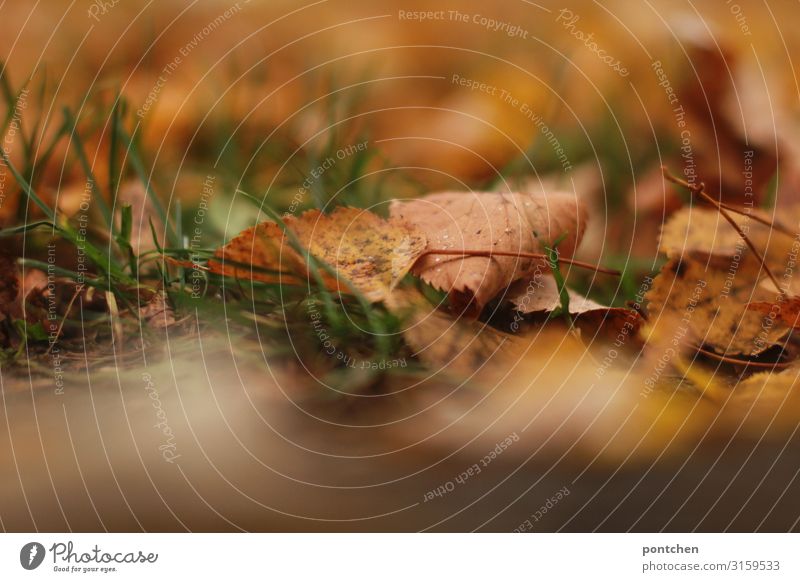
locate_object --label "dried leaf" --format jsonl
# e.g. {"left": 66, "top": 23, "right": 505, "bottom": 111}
{"left": 660, "top": 206, "right": 794, "bottom": 267}
{"left": 390, "top": 191, "right": 586, "bottom": 317}
{"left": 646, "top": 257, "right": 791, "bottom": 356}
{"left": 209, "top": 207, "right": 427, "bottom": 302}
{"left": 209, "top": 220, "right": 304, "bottom": 285}
{"left": 507, "top": 275, "right": 643, "bottom": 340}
{"left": 674, "top": 38, "right": 777, "bottom": 206}
{"left": 747, "top": 297, "right": 800, "bottom": 329}
{"left": 508, "top": 275, "right": 607, "bottom": 314}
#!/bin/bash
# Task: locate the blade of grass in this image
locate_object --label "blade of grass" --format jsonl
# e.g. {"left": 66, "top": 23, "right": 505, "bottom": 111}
{"left": 0, "top": 220, "right": 56, "bottom": 237}
{"left": 26, "top": 116, "right": 69, "bottom": 190}
{"left": 108, "top": 94, "right": 124, "bottom": 206}
{"left": 63, "top": 106, "right": 112, "bottom": 228}
{"left": 0, "top": 62, "right": 15, "bottom": 107}
{"left": 22, "top": 69, "right": 48, "bottom": 160}
{"left": 20, "top": 258, "right": 105, "bottom": 288}
{"left": 762, "top": 169, "right": 779, "bottom": 210}
{"left": 544, "top": 232, "right": 573, "bottom": 327}
{"left": 149, "top": 216, "right": 169, "bottom": 288}
{"left": 1, "top": 83, "right": 29, "bottom": 136}
{"left": 116, "top": 124, "right": 177, "bottom": 246}
{"left": 115, "top": 204, "right": 138, "bottom": 277}
{"left": 0, "top": 146, "right": 54, "bottom": 219}
{"left": 0, "top": 138, "right": 132, "bottom": 284}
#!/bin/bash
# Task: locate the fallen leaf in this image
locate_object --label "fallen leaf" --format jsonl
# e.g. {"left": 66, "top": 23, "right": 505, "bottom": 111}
{"left": 747, "top": 296, "right": 800, "bottom": 329}
{"left": 659, "top": 206, "right": 795, "bottom": 268}
{"left": 674, "top": 37, "right": 777, "bottom": 206}
{"left": 209, "top": 207, "right": 427, "bottom": 302}
{"left": 209, "top": 220, "right": 304, "bottom": 285}
{"left": 390, "top": 191, "right": 586, "bottom": 317}
{"left": 646, "top": 257, "right": 791, "bottom": 356}
{"left": 506, "top": 274, "right": 643, "bottom": 343}
{"left": 508, "top": 275, "right": 607, "bottom": 314}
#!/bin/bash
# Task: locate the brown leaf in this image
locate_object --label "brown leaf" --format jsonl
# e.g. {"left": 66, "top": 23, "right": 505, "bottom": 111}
{"left": 675, "top": 38, "right": 777, "bottom": 206}
{"left": 390, "top": 191, "right": 586, "bottom": 317}
{"left": 646, "top": 257, "right": 791, "bottom": 356}
{"left": 209, "top": 207, "right": 427, "bottom": 302}
{"left": 659, "top": 206, "right": 794, "bottom": 267}
{"left": 507, "top": 274, "right": 643, "bottom": 340}
{"left": 747, "top": 297, "right": 800, "bottom": 329}
{"left": 508, "top": 275, "right": 606, "bottom": 315}
{"left": 209, "top": 220, "right": 303, "bottom": 285}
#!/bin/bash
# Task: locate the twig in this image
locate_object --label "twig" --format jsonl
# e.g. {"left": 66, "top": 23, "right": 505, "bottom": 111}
{"left": 660, "top": 166, "right": 794, "bottom": 237}
{"left": 715, "top": 200, "right": 796, "bottom": 237}
{"left": 662, "top": 167, "right": 784, "bottom": 296}
{"left": 421, "top": 248, "right": 620, "bottom": 276}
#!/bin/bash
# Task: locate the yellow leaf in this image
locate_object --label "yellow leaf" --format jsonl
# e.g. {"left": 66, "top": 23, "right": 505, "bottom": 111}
{"left": 209, "top": 207, "right": 427, "bottom": 302}
{"left": 660, "top": 206, "right": 795, "bottom": 268}
{"left": 646, "top": 257, "right": 791, "bottom": 356}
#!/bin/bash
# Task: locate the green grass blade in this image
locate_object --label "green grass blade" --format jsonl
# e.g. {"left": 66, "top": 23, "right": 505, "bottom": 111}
{"left": 116, "top": 124, "right": 177, "bottom": 246}
{"left": 63, "top": 106, "right": 112, "bottom": 228}
{"left": 0, "top": 147, "right": 55, "bottom": 220}
{"left": 108, "top": 95, "right": 124, "bottom": 206}
{"left": 544, "top": 232, "right": 573, "bottom": 327}
{"left": 0, "top": 220, "right": 56, "bottom": 237}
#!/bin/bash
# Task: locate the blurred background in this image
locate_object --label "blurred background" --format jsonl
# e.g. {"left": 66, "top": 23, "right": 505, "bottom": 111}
{"left": 2, "top": 0, "right": 800, "bottom": 532}
{"left": 3, "top": 0, "right": 799, "bottom": 271}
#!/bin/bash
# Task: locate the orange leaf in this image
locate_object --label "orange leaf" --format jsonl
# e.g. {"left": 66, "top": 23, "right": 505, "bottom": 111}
{"left": 209, "top": 207, "right": 427, "bottom": 302}
{"left": 747, "top": 297, "right": 800, "bottom": 329}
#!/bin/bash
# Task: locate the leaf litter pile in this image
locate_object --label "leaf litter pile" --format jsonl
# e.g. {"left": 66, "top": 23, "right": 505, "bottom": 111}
{"left": 3, "top": 143, "right": 800, "bottom": 437}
